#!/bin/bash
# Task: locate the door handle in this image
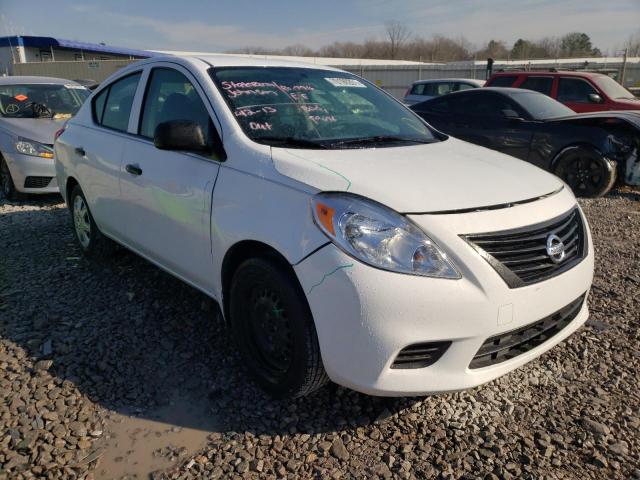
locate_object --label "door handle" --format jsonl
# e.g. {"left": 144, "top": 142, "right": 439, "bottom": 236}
{"left": 125, "top": 164, "right": 143, "bottom": 176}
{"left": 74, "top": 147, "right": 86, "bottom": 157}
{"left": 124, "top": 164, "right": 142, "bottom": 176}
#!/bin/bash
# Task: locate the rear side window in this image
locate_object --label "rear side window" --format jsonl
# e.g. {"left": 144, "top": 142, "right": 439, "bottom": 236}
{"left": 557, "top": 78, "right": 598, "bottom": 103}
{"left": 96, "top": 72, "right": 141, "bottom": 131}
{"left": 519, "top": 77, "right": 553, "bottom": 96}
{"left": 450, "top": 93, "right": 522, "bottom": 118}
{"left": 456, "top": 83, "right": 476, "bottom": 91}
{"left": 488, "top": 75, "right": 518, "bottom": 87}
{"left": 139, "top": 68, "right": 212, "bottom": 141}
{"left": 410, "top": 84, "right": 425, "bottom": 95}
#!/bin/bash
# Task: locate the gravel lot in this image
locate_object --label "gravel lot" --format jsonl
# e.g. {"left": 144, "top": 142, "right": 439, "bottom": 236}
{"left": 0, "top": 190, "right": 638, "bottom": 479}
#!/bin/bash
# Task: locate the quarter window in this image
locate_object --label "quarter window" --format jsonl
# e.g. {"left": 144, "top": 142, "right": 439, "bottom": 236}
{"left": 557, "top": 78, "right": 598, "bottom": 103}
{"left": 519, "top": 77, "right": 553, "bottom": 96}
{"left": 95, "top": 72, "right": 142, "bottom": 131}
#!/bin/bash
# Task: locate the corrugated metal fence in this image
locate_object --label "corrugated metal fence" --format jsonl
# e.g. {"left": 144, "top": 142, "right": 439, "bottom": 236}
{"left": 13, "top": 58, "right": 640, "bottom": 100}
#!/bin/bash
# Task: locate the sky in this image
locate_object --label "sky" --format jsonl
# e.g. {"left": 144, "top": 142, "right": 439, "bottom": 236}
{"left": 0, "top": 0, "right": 638, "bottom": 54}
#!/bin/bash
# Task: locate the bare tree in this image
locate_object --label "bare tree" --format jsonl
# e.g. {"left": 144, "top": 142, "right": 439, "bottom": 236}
{"left": 624, "top": 30, "right": 640, "bottom": 56}
{"left": 385, "top": 21, "right": 410, "bottom": 59}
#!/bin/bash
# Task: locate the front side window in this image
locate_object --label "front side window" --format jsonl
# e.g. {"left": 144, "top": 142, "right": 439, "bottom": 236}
{"left": 456, "top": 83, "right": 476, "bottom": 91}
{"left": 410, "top": 84, "right": 425, "bottom": 95}
{"left": 450, "top": 93, "right": 523, "bottom": 118}
{"left": 0, "top": 83, "right": 89, "bottom": 119}
{"left": 98, "top": 72, "right": 141, "bottom": 131}
{"left": 139, "top": 68, "right": 212, "bottom": 141}
{"left": 512, "top": 91, "right": 574, "bottom": 119}
{"left": 519, "top": 77, "right": 553, "bottom": 96}
{"left": 557, "top": 78, "right": 598, "bottom": 103}
{"left": 211, "top": 67, "right": 436, "bottom": 149}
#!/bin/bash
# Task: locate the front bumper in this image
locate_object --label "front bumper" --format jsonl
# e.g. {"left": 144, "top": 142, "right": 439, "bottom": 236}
{"left": 2, "top": 151, "right": 59, "bottom": 194}
{"left": 294, "top": 187, "right": 594, "bottom": 396}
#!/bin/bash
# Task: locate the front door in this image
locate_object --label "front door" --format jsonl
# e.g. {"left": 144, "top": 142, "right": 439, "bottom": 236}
{"left": 119, "top": 66, "right": 223, "bottom": 290}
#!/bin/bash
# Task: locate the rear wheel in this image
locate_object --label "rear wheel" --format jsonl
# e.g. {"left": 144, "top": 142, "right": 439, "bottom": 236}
{"left": 0, "top": 157, "right": 20, "bottom": 200}
{"left": 229, "top": 257, "right": 328, "bottom": 398}
{"left": 554, "top": 146, "right": 616, "bottom": 198}
{"left": 69, "top": 185, "right": 114, "bottom": 257}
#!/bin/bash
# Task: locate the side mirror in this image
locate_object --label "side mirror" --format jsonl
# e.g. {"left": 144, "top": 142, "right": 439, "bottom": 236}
{"left": 588, "top": 93, "right": 603, "bottom": 104}
{"left": 154, "top": 120, "right": 210, "bottom": 152}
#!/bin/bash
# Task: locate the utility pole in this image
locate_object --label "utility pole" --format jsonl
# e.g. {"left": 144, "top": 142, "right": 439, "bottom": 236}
{"left": 620, "top": 48, "right": 628, "bottom": 86}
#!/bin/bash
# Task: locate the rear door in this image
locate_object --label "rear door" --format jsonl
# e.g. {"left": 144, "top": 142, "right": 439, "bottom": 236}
{"left": 556, "top": 77, "right": 605, "bottom": 112}
{"left": 65, "top": 71, "right": 143, "bottom": 238}
{"left": 517, "top": 76, "right": 555, "bottom": 98}
{"left": 118, "top": 64, "right": 223, "bottom": 289}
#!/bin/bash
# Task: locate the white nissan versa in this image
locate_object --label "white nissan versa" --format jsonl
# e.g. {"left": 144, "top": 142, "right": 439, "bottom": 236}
{"left": 55, "top": 55, "right": 594, "bottom": 398}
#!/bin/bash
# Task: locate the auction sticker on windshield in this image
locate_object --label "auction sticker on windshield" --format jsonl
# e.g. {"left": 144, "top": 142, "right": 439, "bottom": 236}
{"left": 324, "top": 78, "right": 366, "bottom": 88}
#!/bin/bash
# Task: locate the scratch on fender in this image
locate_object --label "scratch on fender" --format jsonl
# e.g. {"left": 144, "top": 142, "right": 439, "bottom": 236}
{"left": 307, "top": 264, "right": 354, "bottom": 295}
{"left": 315, "top": 163, "right": 352, "bottom": 191}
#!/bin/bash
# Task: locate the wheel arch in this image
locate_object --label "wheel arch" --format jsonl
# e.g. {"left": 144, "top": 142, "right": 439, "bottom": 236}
{"left": 65, "top": 176, "right": 79, "bottom": 206}
{"left": 220, "top": 240, "right": 301, "bottom": 324}
{"left": 550, "top": 142, "right": 606, "bottom": 171}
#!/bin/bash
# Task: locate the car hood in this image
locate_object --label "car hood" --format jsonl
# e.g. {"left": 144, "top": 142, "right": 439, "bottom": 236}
{"left": 271, "top": 137, "right": 563, "bottom": 213}
{"left": 0, "top": 118, "right": 67, "bottom": 145}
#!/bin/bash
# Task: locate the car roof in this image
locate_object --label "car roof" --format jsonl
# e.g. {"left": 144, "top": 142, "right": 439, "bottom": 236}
{"left": 490, "top": 70, "right": 607, "bottom": 79}
{"left": 167, "top": 53, "right": 344, "bottom": 71}
{"left": 0, "top": 76, "right": 81, "bottom": 85}
{"left": 412, "top": 78, "right": 484, "bottom": 85}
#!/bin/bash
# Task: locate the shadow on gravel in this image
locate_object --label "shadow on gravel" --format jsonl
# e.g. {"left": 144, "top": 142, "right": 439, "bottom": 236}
{"left": 0, "top": 201, "right": 420, "bottom": 441}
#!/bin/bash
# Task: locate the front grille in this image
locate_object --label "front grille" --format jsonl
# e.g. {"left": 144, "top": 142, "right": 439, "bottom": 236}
{"left": 24, "top": 176, "right": 53, "bottom": 188}
{"left": 391, "top": 341, "right": 451, "bottom": 369}
{"left": 463, "top": 208, "right": 587, "bottom": 288}
{"left": 469, "top": 293, "right": 585, "bottom": 369}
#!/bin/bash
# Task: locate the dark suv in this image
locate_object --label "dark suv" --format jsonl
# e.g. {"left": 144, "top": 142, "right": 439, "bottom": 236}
{"left": 486, "top": 71, "right": 640, "bottom": 113}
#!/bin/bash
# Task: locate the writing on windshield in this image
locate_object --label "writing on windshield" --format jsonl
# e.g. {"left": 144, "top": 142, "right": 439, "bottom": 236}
{"left": 211, "top": 67, "right": 436, "bottom": 149}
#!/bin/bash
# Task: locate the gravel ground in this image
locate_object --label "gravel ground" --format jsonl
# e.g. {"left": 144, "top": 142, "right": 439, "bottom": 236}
{"left": 0, "top": 190, "right": 638, "bottom": 479}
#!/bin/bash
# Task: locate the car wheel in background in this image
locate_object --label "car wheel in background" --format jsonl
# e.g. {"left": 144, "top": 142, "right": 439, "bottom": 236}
{"left": 554, "top": 146, "right": 616, "bottom": 198}
{"left": 229, "top": 257, "right": 329, "bottom": 398}
{"left": 0, "top": 157, "right": 20, "bottom": 201}
{"left": 69, "top": 185, "right": 114, "bottom": 257}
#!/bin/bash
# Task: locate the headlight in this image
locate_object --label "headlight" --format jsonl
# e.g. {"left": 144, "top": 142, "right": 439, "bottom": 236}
{"left": 311, "top": 192, "right": 460, "bottom": 278}
{"left": 15, "top": 137, "right": 54, "bottom": 159}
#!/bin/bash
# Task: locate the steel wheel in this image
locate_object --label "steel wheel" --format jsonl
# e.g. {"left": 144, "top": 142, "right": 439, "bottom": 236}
{"left": 73, "top": 194, "right": 91, "bottom": 248}
{"left": 247, "top": 287, "right": 293, "bottom": 377}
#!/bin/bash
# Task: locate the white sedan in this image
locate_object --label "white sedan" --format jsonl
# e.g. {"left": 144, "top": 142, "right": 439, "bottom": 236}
{"left": 55, "top": 55, "right": 594, "bottom": 398}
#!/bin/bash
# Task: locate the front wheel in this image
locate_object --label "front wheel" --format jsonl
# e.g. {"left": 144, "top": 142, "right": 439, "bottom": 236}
{"left": 0, "top": 157, "right": 20, "bottom": 200}
{"left": 229, "top": 257, "right": 328, "bottom": 398}
{"left": 554, "top": 146, "right": 616, "bottom": 198}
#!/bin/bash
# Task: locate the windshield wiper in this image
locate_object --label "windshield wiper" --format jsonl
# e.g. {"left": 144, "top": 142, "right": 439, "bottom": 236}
{"left": 328, "top": 135, "right": 434, "bottom": 148}
{"left": 256, "top": 136, "right": 328, "bottom": 149}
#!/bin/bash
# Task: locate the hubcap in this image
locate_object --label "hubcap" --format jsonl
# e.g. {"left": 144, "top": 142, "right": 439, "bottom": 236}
{"left": 248, "top": 288, "right": 292, "bottom": 376}
{"left": 73, "top": 195, "right": 91, "bottom": 248}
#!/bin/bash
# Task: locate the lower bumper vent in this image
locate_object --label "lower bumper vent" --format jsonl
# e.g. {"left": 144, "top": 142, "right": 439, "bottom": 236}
{"left": 469, "top": 293, "right": 586, "bottom": 369}
{"left": 24, "top": 176, "right": 53, "bottom": 188}
{"left": 391, "top": 341, "right": 451, "bottom": 369}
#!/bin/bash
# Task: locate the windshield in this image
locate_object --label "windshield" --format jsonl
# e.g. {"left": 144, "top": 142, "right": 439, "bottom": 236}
{"left": 592, "top": 75, "right": 636, "bottom": 100}
{"left": 210, "top": 67, "right": 437, "bottom": 149}
{"left": 513, "top": 91, "right": 575, "bottom": 119}
{"left": 0, "top": 83, "right": 90, "bottom": 119}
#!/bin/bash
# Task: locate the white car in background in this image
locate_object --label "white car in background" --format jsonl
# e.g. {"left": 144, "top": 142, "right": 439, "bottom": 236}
{"left": 55, "top": 55, "right": 593, "bottom": 398}
{"left": 0, "top": 76, "right": 89, "bottom": 199}
{"left": 403, "top": 78, "right": 485, "bottom": 105}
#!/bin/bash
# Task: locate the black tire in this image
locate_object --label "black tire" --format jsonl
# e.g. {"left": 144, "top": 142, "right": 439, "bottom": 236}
{"left": 0, "top": 156, "right": 21, "bottom": 201}
{"left": 554, "top": 146, "right": 616, "bottom": 198}
{"left": 68, "top": 185, "right": 114, "bottom": 257}
{"left": 229, "top": 257, "right": 328, "bottom": 398}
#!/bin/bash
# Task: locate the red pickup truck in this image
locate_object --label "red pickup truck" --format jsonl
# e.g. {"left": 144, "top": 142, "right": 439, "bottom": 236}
{"left": 485, "top": 71, "right": 640, "bottom": 113}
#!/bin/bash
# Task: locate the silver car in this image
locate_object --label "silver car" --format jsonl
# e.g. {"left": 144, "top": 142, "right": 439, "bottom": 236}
{"left": 403, "top": 78, "right": 485, "bottom": 105}
{"left": 0, "top": 76, "right": 89, "bottom": 199}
